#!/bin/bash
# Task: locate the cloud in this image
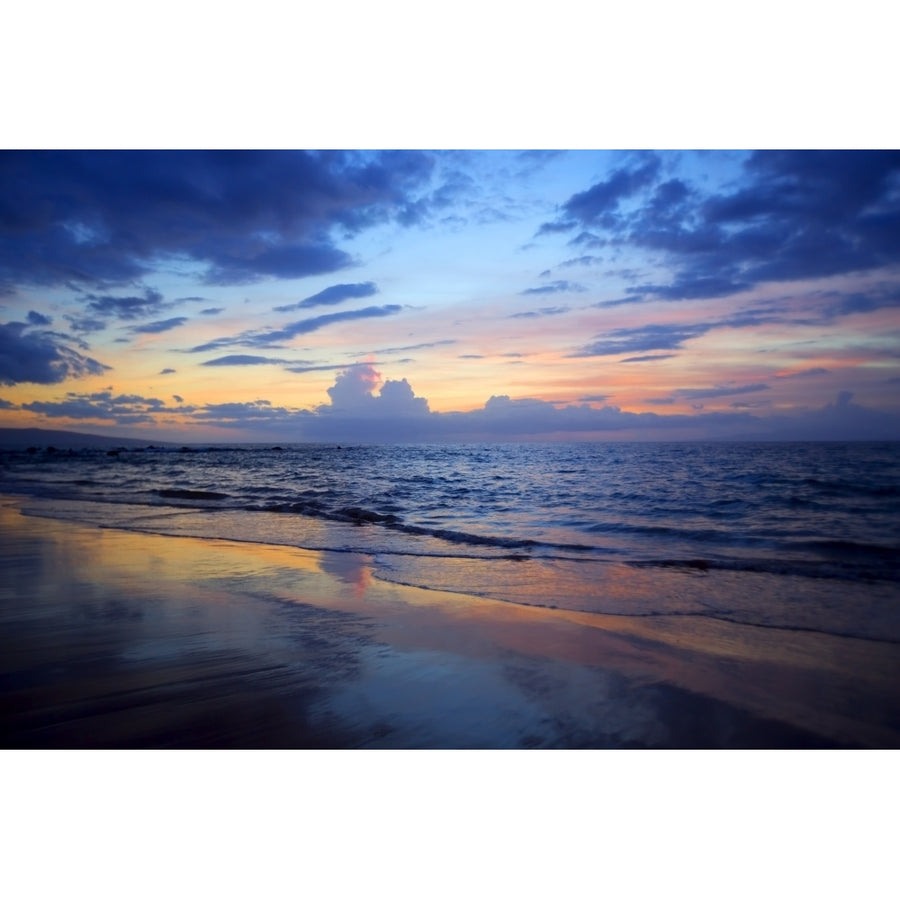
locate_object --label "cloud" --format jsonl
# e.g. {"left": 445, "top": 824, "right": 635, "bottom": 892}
{"left": 10, "top": 365, "right": 900, "bottom": 442}
{"left": 273, "top": 281, "right": 378, "bottom": 312}
{"left": 285, "top": 368, "right": 759, "bottom": 441}
{"left": 671, "top": 383, "right": 770, "bottom": 401}
{"left": 286, "top": 361, "right": 387, "bottom": 375}
{"left": 558, "top": 154, "right": 662, "bottom": 227}
{"left": 200, "top": 307, "right": 225, "bottom": 316}
{"left": 321, "top": 364, "right": 429, "bottom": 417}
{"left": 21, "top": 391, "right": 170, "bottom": 424}
{"left": 303, "top": 382, "right": 899, "bottom": 442}
{"left": 0, "top": 150, "right": 442, "bottom": 294}
{"left": 545, "top": 150, "right": 900, "bottom": 306}
{"left": 814, "top": 283, "right": 900, "bottom": 319}
{"left": 201, "top": 355, "right": 288, "bottom": 367}
{"left": 775, "top": 367, "right": 830, "bottom": 379}
{"left": 73, "top": 289, "right": 204, "bottom": 334}
{"left": 0, "top": 319, "right": 110, "bottom": 385}
{"left": 536, "top": 221, "right": 577, "bottom": 236}
{"left": 510, "top": 306, "right": 570, "bottom": 319}
{"left": 754, "top": 390, "right": 900, "bottom": 440}
{"left": 160, "top": 368, "right": 176, "bottom": 375}
{"left": 634, "top": 274, "right": 752, "bottom": 302}
{"left": 85, "top": 288, "right": 168, "bottom": 320}
{"left": 429, "top": 393, "right": 756, "bottom": 440}
{"left": 202, "top": 243, "right": 353, "bottom": 286}
{"left": 27, "top": 310, "right": 52, "bottom": 326}
{"left": 573, "top": 296, "right": 826, "bottom": 358}
{"left": 514, "top": 150, "right": 565, "bottom": 177}
{"left": 354, "top": 339, "right": 456, "bottom": 356}
{"left": 559, "top": 255, "right": 601, "bottom": 268}
{"left": 619, "top": 354, "right": 677, "bottom": 363}
{"left": 592, "top": 296, "right": 650, "bottom": 309}
{"left": 189, "top": 304, "right": 404, "bottom": 351}
{"left": 191, "top": 399, "right": 286, "bottom": 425}
{"left": 568, "top": 231, "right": 606, "bottom": 249}
{"left": 261, "top": 303, "right": 403, "bottom": 344}
{"left": 64, "top": 314, "right": 108, "bottom": 334}
{"left": 130, "top": 316, "right": 189, "bottom": 334}
{"left": 571, "top": 323, "right": 713, "bottom": 357}
{"left": 520, "top": 280, "right": 584, "bottom": 295}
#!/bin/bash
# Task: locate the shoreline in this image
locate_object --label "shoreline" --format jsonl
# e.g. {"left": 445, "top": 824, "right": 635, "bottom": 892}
{"left": 2, "top": 496, "right": 898, "bottom": 748}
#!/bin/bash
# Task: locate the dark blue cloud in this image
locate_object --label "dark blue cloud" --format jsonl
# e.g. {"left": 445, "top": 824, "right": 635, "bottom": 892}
{"left": 568, "top": 232, "right": 606, "bottom": 249}
{"left": 397, "top": 167, "right": 478, "bottom": 227}
{"left": 202, "top": 242, "right": 352, "bottom": 286}
{"left": 559, "top": 255, "right": 601, "bottom": 268}
{"left": 27, "top": 310, "right": 52, "bottom": 326}
{"left": 21, "top": 391, "right": 168, "bottom": 424}
{"left": 85, "top": 288, "right": 167, "bottom": 320}
{"left": 592, "top": 296, "right": 650, "bottom": 309}
{"left": 252, "top": 304, "right": 404, "bottom": 346}
{"left": 537, "top": 221, "right": 577, "bottom": 236}
{"left": 817, "top": 283, "right": 900, "bottom": 318}
{"left": 571, "top": 323, "right": 713, "bottom": 357}
{"left": 160, "top": 368, "right": 176, "bottom": 375}
{"left": 559, "top": 155, "right": 661, "bottom": 227}
{"left": 0, "top": 320, "right": 110, "bottom": 385}
{"left": 520, "top": 280, "right": 584, "bottom": 296}
{"left": 64, "top": 314, "right": 108, "bottom": 334}
{"left": 130, "top": 317, "right": 188, "bottom": 334}
{"left": 634, "top": 274, "right": 752, "bottom": 301}
{"left": 273, "top": 281, "right": 378, "bottom": 313}
{"left": 0, "top": 150, "right": 442, "bottom": 293}
{"left": 191, "top": 400, "right": 305, "bottom": 428}
{"left": 546, "top": 150, "right": 900, "bottom": 304}
{"left": 188, "top": 304, "right": 404, "bottom": 352}
{"left": 574, "top": 298, "right": 825, "bottom": 358}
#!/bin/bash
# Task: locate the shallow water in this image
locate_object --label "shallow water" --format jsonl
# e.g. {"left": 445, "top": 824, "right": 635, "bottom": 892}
{"left": 3, "top": 441, "right": 899, "bottom": 645}
{"left": 3, "top": 503, "right": 897, "bottom": 748}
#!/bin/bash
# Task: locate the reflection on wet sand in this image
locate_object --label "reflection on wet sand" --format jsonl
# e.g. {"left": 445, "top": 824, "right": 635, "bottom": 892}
{"left": 1, "top": 500, "right": 897, "bottom": 748}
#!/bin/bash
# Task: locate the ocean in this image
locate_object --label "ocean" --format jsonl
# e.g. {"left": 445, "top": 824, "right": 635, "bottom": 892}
{"left": 3, "top": 440, "right": 899, "bottom": 646}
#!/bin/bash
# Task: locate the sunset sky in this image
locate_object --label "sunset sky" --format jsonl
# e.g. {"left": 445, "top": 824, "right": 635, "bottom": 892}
{"left": 2, "top": 149, "right": 899, "bottom": 442}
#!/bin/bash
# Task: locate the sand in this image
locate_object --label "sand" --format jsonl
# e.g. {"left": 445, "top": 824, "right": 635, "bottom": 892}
{"left": 1, "top": 496, "right": 897, "bottom": 748}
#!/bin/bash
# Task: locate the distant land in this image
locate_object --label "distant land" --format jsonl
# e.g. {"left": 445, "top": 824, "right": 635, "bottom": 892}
{"left": 0, "top": 428, "right": 178, "bottom": 451}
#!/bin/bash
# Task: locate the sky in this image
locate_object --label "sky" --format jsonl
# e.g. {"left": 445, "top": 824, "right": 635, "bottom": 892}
{"left": 2, "top": 149, "right": 900, "bottom": 443}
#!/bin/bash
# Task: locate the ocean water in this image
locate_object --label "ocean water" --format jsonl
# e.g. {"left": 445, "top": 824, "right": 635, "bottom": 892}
{"left": 2, "top": 441, "right": 899, "bottom": 644}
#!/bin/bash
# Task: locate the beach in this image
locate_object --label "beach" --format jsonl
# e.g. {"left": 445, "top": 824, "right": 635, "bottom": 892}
{"left": 2, "top": 496, "right": 897, "bottom": 749}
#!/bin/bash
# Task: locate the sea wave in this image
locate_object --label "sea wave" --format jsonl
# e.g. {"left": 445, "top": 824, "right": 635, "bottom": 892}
{"left": 3, "top": 441, "right": 899, "bottom": 586}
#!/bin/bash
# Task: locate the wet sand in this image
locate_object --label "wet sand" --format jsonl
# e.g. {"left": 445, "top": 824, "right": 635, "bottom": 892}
{"left": 1, "top": 497, "right": 898, "bottom": 748}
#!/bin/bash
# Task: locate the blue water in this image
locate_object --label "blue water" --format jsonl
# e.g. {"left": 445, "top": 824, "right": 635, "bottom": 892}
{"left": 3, "top": 441, "right": 899, "bottom": 641}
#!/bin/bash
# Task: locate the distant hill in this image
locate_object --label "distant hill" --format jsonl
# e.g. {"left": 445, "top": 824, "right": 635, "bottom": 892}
{"left": 0, "top": 428, "right": 176, "bottom": 450}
